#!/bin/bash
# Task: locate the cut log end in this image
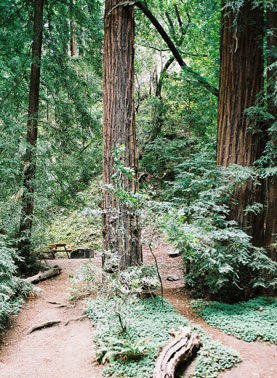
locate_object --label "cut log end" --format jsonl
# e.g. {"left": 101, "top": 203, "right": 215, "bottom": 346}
{"left": 153, "top": 327, "right": 202, "bottom": 378}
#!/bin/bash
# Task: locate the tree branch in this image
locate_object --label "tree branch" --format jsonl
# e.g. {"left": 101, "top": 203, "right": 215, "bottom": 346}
{"left": 135, "top": 1, "right": 218, "bottom": 97}
{"left": 106, "top": 1, "right": 218, "bottom": 97}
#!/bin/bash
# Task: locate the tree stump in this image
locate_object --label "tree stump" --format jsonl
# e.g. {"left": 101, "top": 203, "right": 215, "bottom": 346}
{"left": 153, "top": 327, "right": 201, "bottom": 378}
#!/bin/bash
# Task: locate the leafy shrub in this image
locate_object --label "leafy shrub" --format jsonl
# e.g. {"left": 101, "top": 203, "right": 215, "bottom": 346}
{"left": 101, "top": 263, "right": 160, "bottom": 299}
{"left": 192, "top": 297, "right": 277, "bottom": 343}
{"left": 0, "top": 235, "right": 31, "bottom": 332}
{"left": 86, "top": 296, "right": 240, "bottom": 378}
{"left": 162, "top": 151, "right": 277, "bottom": 302}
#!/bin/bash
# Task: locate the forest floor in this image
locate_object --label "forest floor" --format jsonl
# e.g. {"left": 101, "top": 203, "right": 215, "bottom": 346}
{"left": 0, "top": 242, "right": 277, "bottom": 378}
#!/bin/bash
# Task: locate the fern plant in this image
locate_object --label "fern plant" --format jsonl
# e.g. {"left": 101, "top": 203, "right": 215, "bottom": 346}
{"left": 0, "top": 234, "right": 31, "bottom": 332}
{"left": 161, "top": 150, "right": 277, "bottom": 302}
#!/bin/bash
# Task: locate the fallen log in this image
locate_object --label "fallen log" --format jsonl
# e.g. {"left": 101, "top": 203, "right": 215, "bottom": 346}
{"left": 153, "top": 326, "right": 201, "bottom": 378}
{"left": 24, "top": 265, "right": 62, "bottom": 284}
{"left": 26, "top": 320, "right": 62, "bottom": 335}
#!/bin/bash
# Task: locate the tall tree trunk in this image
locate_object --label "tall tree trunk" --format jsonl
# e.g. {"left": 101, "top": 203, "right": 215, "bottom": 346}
{"left": 18, "top": 0, "right": 44, "bottom": 272}
{"left": 102, "top": 0, "right": 142, "bottom": 269}
{"left": 70, "top": 0, "right": 77, "bottom": 57}
{"left": 264, "top": 8, "right": 277, "bottom": 260}
{"left": 217, "top": 0, "right": 265, "bottom": 246}
{"left": 151, "top": 57, "right": 174, "bottom": 141}
{"left": 70, "top": 21, "right": 77, "bottom": 56}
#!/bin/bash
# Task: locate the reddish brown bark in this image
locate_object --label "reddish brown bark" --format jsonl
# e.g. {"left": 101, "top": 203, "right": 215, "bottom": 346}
{"left": 18, "top": 0, "right": 44, "bottom": 271}
{"left": 264, "top": 9, "right": 277, "bottom": 260}
{"left": 70, "top": 20, "right": 77, "bottom": 57}
{"left": 217, "top": 0, "right": 265, "bottom": 245}
{"left": 102, "top": 0, "right": 142, "bottom": 269}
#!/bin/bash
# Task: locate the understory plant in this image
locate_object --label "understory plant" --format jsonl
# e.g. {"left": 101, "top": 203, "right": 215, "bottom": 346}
{"left": 0, "top": 235, "right": 32, "bottom": 333}
{"left": 161, "top": 149, "right": 277, "bottom": 302}
{"left": 192, "top": 297, "right": 277, "bottom": 343}
{"left": 86, "top": 296, "right": 240, "bottom": 378}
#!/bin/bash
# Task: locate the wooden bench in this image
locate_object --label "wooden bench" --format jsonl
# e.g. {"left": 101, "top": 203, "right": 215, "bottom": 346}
{"left": 45, "top": 243, "right": 72, "bottom": 259}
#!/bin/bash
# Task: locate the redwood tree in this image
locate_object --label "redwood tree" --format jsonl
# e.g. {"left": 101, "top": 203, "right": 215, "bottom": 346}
{"left": 217, "top": 0, "right": 265, "bottom": 245}
{"left": 264, "top": 8, "right": 277, "bottom": 260}
{"left": 18, "top": 0, "right": 44, "bottom": 272}
{"left": 102, "top": 0, "right": 142, "bottom": 269}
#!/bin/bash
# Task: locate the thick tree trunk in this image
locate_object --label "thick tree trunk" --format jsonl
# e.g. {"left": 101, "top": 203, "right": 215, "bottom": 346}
{"left": 18, "top": 0, "right": 44, "bottom": 272}
{"left": 264, "top": 9, "right": 277, "bottom": 260}
{"left": 102, "top": 0, "right": 142, "bottom": 269}
{"left": 217, "top": 0, "right": 265, "bottom": 245}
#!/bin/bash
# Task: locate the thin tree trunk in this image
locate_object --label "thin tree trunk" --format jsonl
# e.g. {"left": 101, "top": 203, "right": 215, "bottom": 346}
{"left": 134, "top": 1, "right": 218, "bottom": 97}
{"left": 264, "top": 8, "right": 277, "bottom": 260}
{"left": 217, "top": 0, "right": 265, "bottom": 246}
{"left": 151, "top": 57, "right": 174, "bottom": 140}
{"left": 18, "top": 0, "right": 44, "bottom": 272}
{"left": 70, "top": 20, "right": 77, "bottom": 56}
{"left": 102, "top": 0, "right": 142, "bottom": 269}
{"left": 70, "top": 0, "right": 77, "bottom": 57}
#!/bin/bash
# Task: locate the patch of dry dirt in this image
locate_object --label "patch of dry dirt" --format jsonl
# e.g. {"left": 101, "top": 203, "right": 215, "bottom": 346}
{"left": 0, "top": 259, "right": 103, "bottom": 378}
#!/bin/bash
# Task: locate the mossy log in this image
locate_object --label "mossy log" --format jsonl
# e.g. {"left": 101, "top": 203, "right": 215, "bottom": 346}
{"left": 25, "top": 265, "right": 62, "bottom": 284}
{"left": 153, "top": 326, "right": 201, "bottom": 378}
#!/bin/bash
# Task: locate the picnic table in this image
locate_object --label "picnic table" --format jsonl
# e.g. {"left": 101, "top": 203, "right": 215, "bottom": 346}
{"left": 47, "top": 243, "right": 72, "bottom": 259}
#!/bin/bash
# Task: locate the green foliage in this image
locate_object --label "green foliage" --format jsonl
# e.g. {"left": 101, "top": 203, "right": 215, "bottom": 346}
{"left": 192, "top": 297, "right": 277, "bottom": 343}
{"left": 161, "top": 150, "right": 277, "bottom": 302}
{"left": 86, "top": 296, "right": 240, "bottom": 378}
{"left": 0, "top": 235, "right": 32, "bottom": 332}
{"left": 101, "top": 263, "right": 160, "bottom": 299}
{"left": 96, "top": 336, "right": 150, "bottom": 364}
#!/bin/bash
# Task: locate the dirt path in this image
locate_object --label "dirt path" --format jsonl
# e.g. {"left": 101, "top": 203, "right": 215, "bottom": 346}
{"left": 1, "top": 245, "right": 277, "bottom": 378}
{"left": 144, "top": 240, "right": 277, "bottom": 378}
{"left": 0, "top": 259, "right": 103, "bottom": 378}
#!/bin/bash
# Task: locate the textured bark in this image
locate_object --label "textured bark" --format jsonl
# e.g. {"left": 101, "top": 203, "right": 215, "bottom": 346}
{"left": 102, "top": 0, "right": 142, "bottom": 269}
{"left": 153, "top": 327, "right": 201, "bottom": 378}
{"left": 217, "top": 1, "right": 265, "bottom": 245}
{"left": 18, "top": 0, "right": 44, "bottom": 271}
{"left": 24, "top": 265, "right": 62, "bottom": 284}
{"left": 70, "top": 20, "right": 77, "bottom": 57}
{"left": 264, "top": 9, "right": 277, "bottom": 260}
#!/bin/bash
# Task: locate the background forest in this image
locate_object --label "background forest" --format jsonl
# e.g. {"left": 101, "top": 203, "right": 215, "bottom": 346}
{"left": 0, "top": 0, "right": 277, "bottom": 331}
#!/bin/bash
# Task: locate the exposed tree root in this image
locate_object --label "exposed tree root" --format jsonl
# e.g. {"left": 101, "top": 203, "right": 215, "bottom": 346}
{"left": 26, "top": 320, "right": 62, "bottom": 335}
{"left": 64, "top": 315, "right": 86, "bottom": 326}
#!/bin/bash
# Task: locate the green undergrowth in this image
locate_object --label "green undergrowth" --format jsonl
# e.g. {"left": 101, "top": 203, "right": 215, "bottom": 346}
{"left": 35, "top": 180, "right": 102, "bottom": 251}
{"left": 0, "top": 238, "right": 32, "bottom": 334}
{"left": 86, "top": 296, "right": 240, "bottom": 378}
{"left": 192, "top": 297, "right": 277, "bottom": 343}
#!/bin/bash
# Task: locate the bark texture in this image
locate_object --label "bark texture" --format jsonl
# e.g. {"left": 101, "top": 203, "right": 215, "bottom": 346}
{"left": 264, "top": 9, "right": 277, "bottom": 260}
{"left": 102, "top": 0, "right": 142, "bottom": 269}
{"left": 18, "top": 0, "right": 44, "bottom": 271}
{"left": 217, "top": 0, "right": 265, "bottom": 245}
{"left": 25, "top": 265, "right": 62, "bottom": 284}
{"left": 153, "top": 327, "right": 201, "bottom": 378}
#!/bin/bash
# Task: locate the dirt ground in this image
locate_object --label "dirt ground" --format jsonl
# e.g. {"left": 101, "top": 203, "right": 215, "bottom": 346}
{"left": 0, "top": 243, "right": 277, "bottom": 378}
{"left": 0, "top": 259, "right": 103, "bottom": 378}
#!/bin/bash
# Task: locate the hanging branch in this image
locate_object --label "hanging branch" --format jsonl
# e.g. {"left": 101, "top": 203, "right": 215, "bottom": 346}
{"left": 106, "top": 1, "right": 218, "bottom": 97}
